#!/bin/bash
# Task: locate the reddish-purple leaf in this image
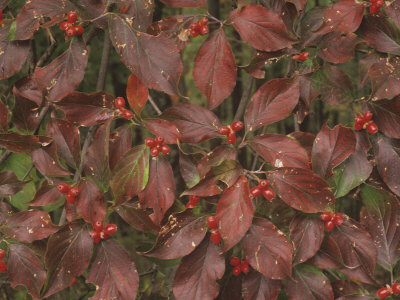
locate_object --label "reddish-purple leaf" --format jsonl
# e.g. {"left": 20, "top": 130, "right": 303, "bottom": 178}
{"left": 8, "top": 243, "right": 46, "bottom": 299}
{"left": 173, "top": 235, "right": 225, "bottom": 300}
{"left": 317, "top": 32, "right": 360, "bottom": 63}
{"left": 3, "top": 210, "right": 59, "bottom": 243}
{"left": 118, "top": 0, "right": 154, "bottom": 30}
{"left": 368, "top": 98, "right": 400, "bottom": 139}
{"left": 109, "top": 125, "right": 133, "bottom": 170}
{"left": 267, "top": 167, "right": 335, "bottom": 213}
{"left": 193, "top": 28, "right": 237, "bottom": 109}
{"left": 179, "top": 151, "right": 202, "bottom": 188}
{"left": 13, "top": 75, "right": 42, "bottom": 106}
{"left": 138, "top": 155, "right": 176, "bottom": 225}
{"left": 289, "top": 215, "right": 324, "bottom": 265}
{"left": 144, "top": 118, "right": 181, "bottom": 144}
{"left": 332, "top": 280, "right": 375, "bottom": 300}
{"left": 244, "top": 50, "right": 286, "bottom": 79}
{"left": 46, "top": 118, "right": 81, "bottom": 169}
{"left": 373, "top": 136, "right": 400, "bottom": 197}
{"left": 163, "top": 102, "right": 221, "bottom": 143}
{"left": 78, "top": 0, "right": 108, "bottom": 29}
{"left": 143, "top": 210, "right": 207, "bottom": 259}
{"left": 44, "top": 223, "right": 93, "bottom": 297}
{"left": 116, "top": 202, "right": 160, "bottom": 233}
{"left": 386, "top": 0, "right": 400, "bottom": 30}
{"left": 242, "top": 270, "right": 281, "bottom": 300}
{"left": 243, "top": 218, "right": 293, "bottom": 279}
{"left": 110, "top": 144, "right": 150, "bottom": 205}
{"left": 33, "top": 40, "right": 88, "bottom": 102}
{"left": 216, "top": 175, "right": 254, "bottom": 252}
{"left": 368, "top": 57, "right": 400, "bottom": 100}
{"left": 197, "top": 145, "right": 237, "bottom": 179}
{"left": 0, "top": 100, "right": 7, "bottom": 132}
{"left": 360, "top": 184, "right": 400, "bottom": 271}
{"left": 295, "top": 76, "right": 319, "bottom": 123}
{"left": 288, "top": 131, "right": 315, "bottom": 158}
{"left": 0, "top": 133, "right": 52, "bottom": 154}
{"left": 335, "top": 132, "right": 372, "bottom": 198}
{"left": 12, "top": 95, "right": 41, "bottom": 133}
{"left": 286, "top": 264, "right": 334, "bottom": 300}
{"left": 65, "top": 202, "right": 79, "bottom": 223}
{"left": 126, "top": 73, "right": 149, "bottom": 115}
{"left": 0, "top": 171, "right": 28, "bottom": 197}
{"left": 28, "top": 180, "right": 63, "bottom": 206}
{"left": 298, "top": 6, "right": 327, "bottom": 47}
{"left": 312, "top": 124, "right": 356, "bottom": 178}
{"left": 75, "top": 179, "right": 107, "bottom": 224}
{"left": 55, "top": 91, "right": 116, "bottom": 127}
{"left": 220, "top": 275, "right": 242, "bottom": 300}
{"left": 159, "top": 0, "right": 206, "bottom": 7}
{"left": 109, "top": 13, "right": 183, "bottom": 95}
{"left": 245, "top": 78, "right": 299, "bottom": 131}
{"left": 31, "top": 143, "right": 72, "bottom": 176}
{"left": 87, "top": 240, "right": 139, "bottom": 300}
{"left": 229, "top": 5, "right": 295, "bottom": 52}
{"left": 250, "top": 133, "right": 309, "bottom": 169}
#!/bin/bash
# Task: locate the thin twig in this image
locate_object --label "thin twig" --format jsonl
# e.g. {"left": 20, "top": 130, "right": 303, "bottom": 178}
{"left": 84, "top": 27, "right": 99, "bottom": 45}
{"left": 36, "top": 28, "right": 57, "bottom": 68}
{"left": 148, "top": 95, "right": 162, "bottom": 115}
{"left": 21, "top": 165, "right": 34, "bottom": 181}
{"left": 233, "top": 73, "right": 253, "bottom": 121}
{"left": 0, "top": 151, "right": 10, "bottom": 166}
{"left": 95, "top": 33, "right": 111, "bottom": 92}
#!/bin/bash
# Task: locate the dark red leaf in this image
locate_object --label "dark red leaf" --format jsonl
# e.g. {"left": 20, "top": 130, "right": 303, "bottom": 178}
{"left": 44, "top": 223, "right": 93, "bottom": 297}
{"left": 295, "top": 76, "right": 319, "bottom": 123}
{"left": 229, "top": 5, "right": 295, "bottom": 52}
{"left": 243, "top": 218, "right": 293, "bottom": 279}
{"left": 143, "top": 210, "right": 207, "bottom": 259}
{"left": 0, "top": 100, "right": 7, "bottom": 132}
{"left": 33, "top": 40, "right": 88, "bottom": 102}
{"left": 116, "top": 202, "right": 160, "bottom": 233}
{"left": 13, "top": 75, "right": 42, "bottom": 106}
{"left": 250, "top": 133, "right": 309, "bottom": 169}
{"left": 144, "top": 118, "right": 181, "bottom": 144}
{"left": 317, "top": 32, "right": 360, "bottom": 63}
{"left": 0, "top": 133, "right": 52, "bottom": 154}
{"left": 179, "top": 151, "right": 202, "bottom": 188}
{"left": 78, "top": 0, "right": 108, "bottom": 29}
{"left": 197, "top": 145, "right": 237, "bottom": 179}
{"left": 368, "top": 98, "right": 400, "bottom": 139}
{"left": 12, "top": 95, "right": 41, "bottom": 133}
{"left": 173, "top": 235, "right": 225, "bottom": 300}
{"left": 216, "top": 175, "right": 254, "bottom": 252}
{"left": 46, "top": 118, "right": 81, "bottom": 169}
{"left": 220, "top": 274, "right": 242, "bottom": 300}
{"left": 289, "top": 215, "right": 324, "bottom": 265}
{"left": 386, "top": 0, "right": 400, "bottom": 30}
{"left": 31, "top": 143, "right": 72, "bottom": 176}
{"left": 298, "top": 6, "right": 327, "bottom": 47}
{"left": 138, "top": 155, "right": 176, "bottom": 225}
{"left": 110, "top": 144, "right": 150, "bottom": 205}
{"left": 109, "top": 125, "right": 133, "bottom": 170}
{"left": 28, "top": 180, "right": 63, "bottom": 206}
{"left": 267, "top": 167, "right": 335, "bottom": 213}
{"left": 75, "top": 179, "right": 107, "bottom": 224}
{"left": 373, "top": 136, "right": 400, "bottom": 197}
{"left": 335, "top": 132, "right": 372, "bottom": 198}
{"left": 8, "top": 243, "right": 46, "bottom": 299}
{"left": 65, "top": 202, "right": 79, "bottom": 223}
{"left": 159, "top": 0, "right": 206, "bottom": 7}
{"left": 126, "top": 73, "right": 149, "bottom": 115}
{"left": 288, "top": 131, "right": 315, "bottom": 158}
{"left": 3, "top": 210, "right": 59, "bottom": 243}
{"left": 55, "top": 91, "right": 116, "bottom": 127}
{"left": 109, "top": 13, "right": 183, "bottom": 95}
{"left": 360, "top": 184, "right": 400, "bottom": 271}
{"left": 312, "top": 124, "right": 356, "bottom": 178}
{"left": 244, "top": 50, "right": 286, "bottom": 79}
{"left": 332, "top": 280, "right": 375, "bottom": 299}
{"left": 163, "top": 102, "right": 221, "bottom": 143}
{"left": 0, "top": 171, "right": 28, "bottom": 197}
{"left": 87, "top": 240, "right": 139, "bottom": 300}
{"left": 193, "top": 28, "right": 237, "bottom": 109}
{"left": 242, "top": 270, "right": 281, "bottom": 300}
{"left": 368, "top": 57, "right": 400, "bottom": 100}
{"left": 118, "top": 0, "right": 154, "bottom": 30}
{"left": 286, "top": 264, "right": 334, "bottom": 300}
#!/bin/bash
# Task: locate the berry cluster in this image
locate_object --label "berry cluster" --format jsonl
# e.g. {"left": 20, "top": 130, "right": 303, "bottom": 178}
{"left": 0, "top": 249, "right": 6, "bottom": 273}
{"left": 206, "top": 216, "right": 221, "bottom": 244}
{"left": 230, "top": 257, "right": 250, "bottom": 276}
{"left": 219, "top": 121, "right": 244, "bottom": 144}
{"left": 186, "top": 195, "right": 200, "bottom": 209}
{"left": 189, "top": 17, "right": 209, "bottom": 37}
{"left": 114, "top": 97, "right": 134, "bottom": 120}
{"left": 377, "top": 283, "right": 400, "bottom": 298}
{"left": 57, "top": 183, "right": 79, "bottom": 204}
{"left": 59, "top": 11, "right": 84, "bottom": 37}
{"left": 89, "top": 221, "right": 117, "bottom": 243}
{"left": 292, "top": 52, "right": 309, "bottom": 61}
{"left": 320, "top": 211, "right": 344, "bottom": 231}
{"left": 145, "top": 136, "right": 170, "bottom": 157}
{"left": 370, "top": 0, "right": 383, "bottom": 14}
{"left": 250, "top": 179, "right": 275, "bottom": 200}
{"left": 354, "top": 111, "right": 378, "bottom": 134}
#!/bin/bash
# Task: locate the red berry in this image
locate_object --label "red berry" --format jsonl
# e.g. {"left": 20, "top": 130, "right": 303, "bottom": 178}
{"left": 250, "top": 186, "right": 262, "bottom": 198}
{"left": 90, "top": 230, "right": 101, "bottom": 243}
{"left": 354, "top": 115, "right": 364, "bottom": 124}
{"left": 199, "top": 25, "right": 209, "bottom": 35}
{"left": 366, "top": 122, "right": 378, "bottom": 134}
{"left": 259, "top": 179, "right": 269, "bottom": 189}
{"left": 160, "top": 144, "right": 170, "bottom": 155}
{"left": 93, "top": 221, "right": 103, "bottom": 232}
{"left": 71, "top": 278, "right": 77, "bottom": 285}
{"left": 189, "top": 29, "right": 199, "bottom": 37}
{"left": 354, "top": 122, "right": 363, "bottom": 131}
{"left": 60, "top": 21, "right": 70, "bottom": 31}
{"left": 189, "top": 22, "right": 200, "bottom": 32}
{"left": 375, "top": 0, "right": 383, "bottom": 7}
{"left": 75, "top": 25, "right": 84, "bottom": 35}
{"left": 190, "top": 195, "right": 200, "bottom": 204}
{"left": 230, "top": 257, "right": 241, "bottom": 267}
{"left": 103, "top": 233, "right": 110, "bottom": 240}
{"left": 320, "top": 212, "right": 334, "bottom": 222}
{"left": 69, "top": 187, "right": 79, "bottom": 197}
{"left": 0, "top": 261, "right": 6, "bottom": 273}
{"left": 370, "top": 4, "right": 380, "bottom": 13}
{"left": 145, "top": 138, "right": 157, "bottom": 148}
{"left": 333, "top": 213, "right": 344, "bottom": 226}
{"left": 57, "top": 183, "right": 70, "bottom": 194}
{"left": 65, "top": 193, "right": 76, "bottom": 203}
{"left": 231, "top": 121, "right": 244, "bottom": 132}
{"left": 324, "top": 220, "right": 335, "bottom": 231}
{"left": 363, "top": 111, "right": 373, "bottom": 121}
{"left": 67, "top": 11, "right": 78, "bottom": 23}
{"left": 262, "top": 188, "right": 275, "bottom": 201}
{"left": 241, "top": 263, "right": 250, "bottom": 274}
{"left": 150, "top": 147, "right": 159, "bottom": 157}
{"left": 66, "top": 27, "right": 75, "bottom": 37}
{"left": 232, "top": 265, "right": 241, "bottom": 276}
{"left": 114, "top": 97, "right": 125, "bottom": 109}
{"left": 206, "top": 216, "right": 219, "bottom": 230}
{"left": 377, "top": 287, "right": 392, "bottom": 298}
{"left": 155, "top": 136, "right": 164, "bottom": 145}
{"left": 392, "top": 283, "right": 400, "bottom": 294}
{"left": 226, "top": 133, "right": 236, "bottom": 144}
{"left": 0, "top": 249, "right": 5, "bottom": 260}
{"left": 292, "top": 55, "right": 300, "bottom": 60}
{"left": 199, "top": 17, "right": 209, "bottom": 26}
{"left": 210, "top": 230, "right": 222, "bottom": 244}
{"left": 299, "top": 52, "right": 309, "bottom": 61}
{"left": 242, "top": 258, "right": 249, "bottom": 265}
{"left": 104, "top": 224, "right": 117, "bottom": 235}
{"left": 121, "top": 108, "right": 134, "bottom": 120}
{"left": 185, "top": 202, "right": 196, "bottom": 209}
{"left": 219, "top": 126, "right": 231, "bottom": 135}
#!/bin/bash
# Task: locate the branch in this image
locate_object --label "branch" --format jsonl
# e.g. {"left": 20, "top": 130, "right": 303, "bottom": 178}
{"left": 36, "top": 28, "right": 57, "bottom": 68}
{"left": 233, "top": 73, "right": 253, "bottom": 121}
{"left": 148, "top": 95, "right": 162, "bottom": 115}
